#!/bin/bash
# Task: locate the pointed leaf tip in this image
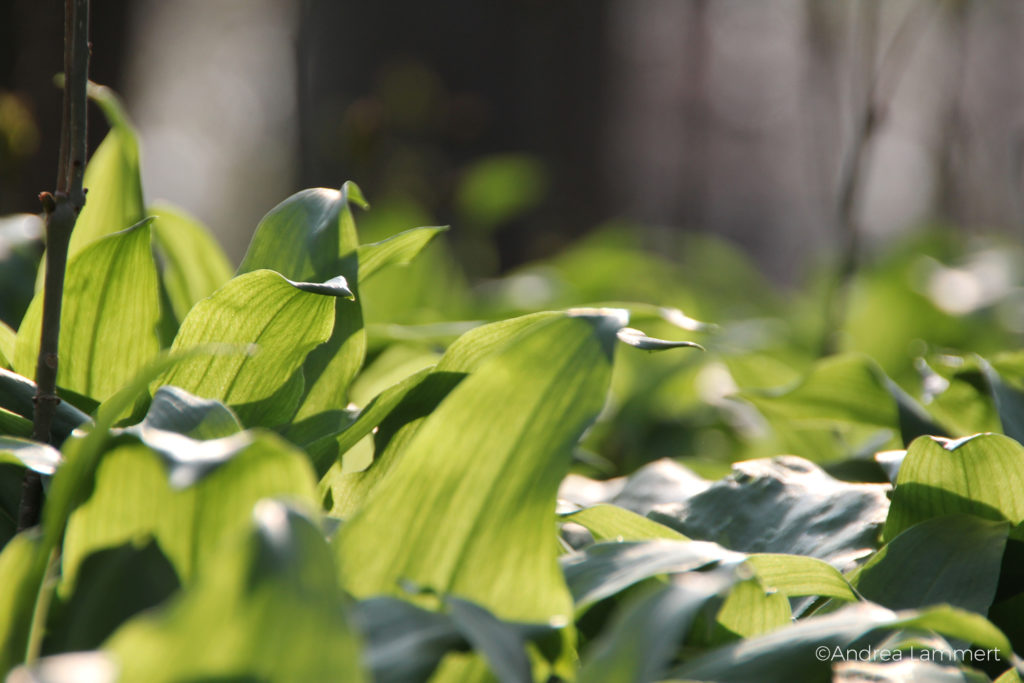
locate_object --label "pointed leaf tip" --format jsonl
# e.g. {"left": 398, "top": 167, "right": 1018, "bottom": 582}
{"left": 284, "top": 274, "right": 354, "bottom": 299}
{"left": 616, "top": 327, "right": 704, "bottom": 351}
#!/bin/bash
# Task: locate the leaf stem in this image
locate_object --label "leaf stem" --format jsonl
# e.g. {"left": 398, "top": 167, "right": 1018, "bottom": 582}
{"left": 19, "top": 0, "right": 91, "bottom": 531}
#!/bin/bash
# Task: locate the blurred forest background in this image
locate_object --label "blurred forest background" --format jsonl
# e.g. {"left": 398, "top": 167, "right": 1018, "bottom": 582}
{"left": 4, "top": 0, "right": 1023, "bottom": 283}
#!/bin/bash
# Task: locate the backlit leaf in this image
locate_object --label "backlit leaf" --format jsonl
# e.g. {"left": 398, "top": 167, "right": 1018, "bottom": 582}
{"left": 357, "top": 226, "right": 448, "bottom": 284}
{"left": 103, "top": 501, "right": 365, "bottom": 682}
{"left": 149, "top": 203, "right": 233, "bottom": 323}
{"left": 16, "top": 221, "right": 162, "bottom": 401}
{"left": 154, "top": 270, "right": 349, "bottom": 427}
{"left": 884, "top": 434, "right": 1024, "bottom": 541}
{"left": 336, "top": 313, "right": 619, "bottom": 623}
{"left": 62, "top": 431, "right": 317, "bottom": 588}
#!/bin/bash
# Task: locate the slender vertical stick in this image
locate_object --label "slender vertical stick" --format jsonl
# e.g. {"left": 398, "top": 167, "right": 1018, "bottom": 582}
{"left": 820, "top": 0, "right": 935, "bottom": 356}
{"left": 18, "top": 0, "right": 90, "bottom": 531}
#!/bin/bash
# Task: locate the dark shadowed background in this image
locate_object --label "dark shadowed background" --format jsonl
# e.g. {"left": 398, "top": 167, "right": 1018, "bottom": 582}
{"left": 3, "top": 0, "right": 1024, "bottom": 284}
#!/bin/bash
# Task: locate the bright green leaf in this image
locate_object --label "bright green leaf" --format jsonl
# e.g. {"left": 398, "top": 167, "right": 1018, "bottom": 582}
{"left": 745, "top": 553, "right": 857, "bottom": 602}
{"left": 885, "top": 434, "right": 1024, "bottom": 541}
{"left": 559, "top": 504, "right": 688, "bottom": 543}
{"left": 62, "top": 430, "right": 317, "bottom": 588}
{"left": 713, "top": 577, "right": 792, "bottom": 641}
{"left": 103, "top": 501, "right": 365, "bottom": 682}
{"left": 149, "top": 203, "right": 233, "bottom": 323}
{"left": 336, "top": 313, "right": 618, "bottom": 624}
{"left": 321, "top": 312, "right": 562, "bottom": 516}
{"left": 155, "top": 269, "right": 349, "bottom": 427}
{"left": 0, "top": 530, "right": 48, "bottom": 674}
{"left": 357, "top": 225, "right": 448, "bottom": 284}
{"left": 16, "top": 221, "right": 162, "bottom": 401}
{"left": 69, "top": 84, "right": 145, "bottom": 257}
{"left": 0, "top": 320, "right": 14, "bottom": 369}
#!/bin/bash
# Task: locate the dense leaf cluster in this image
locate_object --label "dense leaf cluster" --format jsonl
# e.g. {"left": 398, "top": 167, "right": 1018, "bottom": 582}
{"left": 2, "top": 88, "right": 1024, "bottom": 682}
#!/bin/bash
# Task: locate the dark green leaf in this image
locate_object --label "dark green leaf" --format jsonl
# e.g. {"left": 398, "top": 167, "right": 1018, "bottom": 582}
{"left": 670, "top": 603, "right": 1014, "bottom": 683}
{"left": 0, "top": 369, "right": 90, "bottom": 443}
{"left": 651, "top": 456, "right": 890, "bottom": 571}
{"left": 45, "top": 540, "right": 179, "bottom": 652}
{"left": 561, "top": 539, "right": 745, "bottom": 612}
{"left": 852, "top": 515, "right": 1007, "bottom": 613}
{"left": 578, "top": 567, "right": 739, "bottom": 683}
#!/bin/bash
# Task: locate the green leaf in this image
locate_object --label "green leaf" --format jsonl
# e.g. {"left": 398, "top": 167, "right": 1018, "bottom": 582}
{"left": 237, "top": 183, "right": 368, "bottom": 420}
{"left": 335, "top": 313, "right": 618, "bottom": 623}
{"left": 885, "top": 434, "right": 1024, "bottom": 541}
{"left": 559, "top": 504, "right": 687, "bottom": 543}
{"left": 562, "top": 540, "right": 745, "bottom": 613}
{"left": 103, "top": 501, "right": 365, "bottom": 682}
{"left": 615, "top": 326, "right": 704, "bottom": 351}
{"left": 743, "top": 354, "right": 945, "bottom": 449}
{"left": 321, "top": 312, "right": 563, "bottom": 516}
{"left": 670, "top": 602, "right": 1015, "bottom": 683}
{"left": 148, "top": 203, "right": 233, "bottom": 323}
{"left": 745, "top": 553, "right": 857, "bottom": 602}
{"left": 353, "top": 597, "right": 465, "bottom": 683}
{"left": 238, "top": 185, "right": 366, "bottom": 281}
{"left": 0, "top": 436, "right": 61, "bottom": 475}
{"left": 578, "top": 567, "right": 738, "bottom": 683}
{"left": 69, "top": 84, "right": 145, "bottom": 257}
{"left": 62, "top": 430, "right": 317, "bottom": 588}
{"left": 45, "top": 539, "right": 179, "bottom": 652}
{"left": 852, "top": 515, "right": 1007, "bottom": 613}
{"left": 0, "top": 369, "right": 91, "bottom": 444}
{"left": 42, "top": 348, "right": 232, "bottom": 554}
{"left": 155, "top": 270, "right": 350, "bottom": 427}
{"left": 305, "top": 366, "right": 432, "bottom": 476}
{"left": 447, "top": 597, "right": 534, "bottom": 683}
{"left": 832, "top": 659, "right": 992, "bottom": 682}
{"left": 0, "top": 320, "right": 14, "bottom": 369}
{"left": 357, "top": 225, "right": 449, "bottom": 284}
{"left": 978, "top": 356, "right": 1024, "bottom": 446}
{"left": 129, "top": 385, "right": 241, "bottom": 441}
{"left": 712, "top": 576, "right": 792, "bottom": 641}
{"left": 650, "top": 456, "right": 890, "bottom": 571}
{"left": 16, "top": 221, "right": 162, "bottom": 401}
{"left": 0, "top": 530, "right": 48, "bottom": 674}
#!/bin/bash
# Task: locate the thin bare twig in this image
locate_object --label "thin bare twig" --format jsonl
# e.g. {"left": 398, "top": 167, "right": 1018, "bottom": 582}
{"left": 820, "top": 0, "right": 937, "bottom": 356}
{"left": 18, "top": 0, "right": 90, "bottom": 531}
